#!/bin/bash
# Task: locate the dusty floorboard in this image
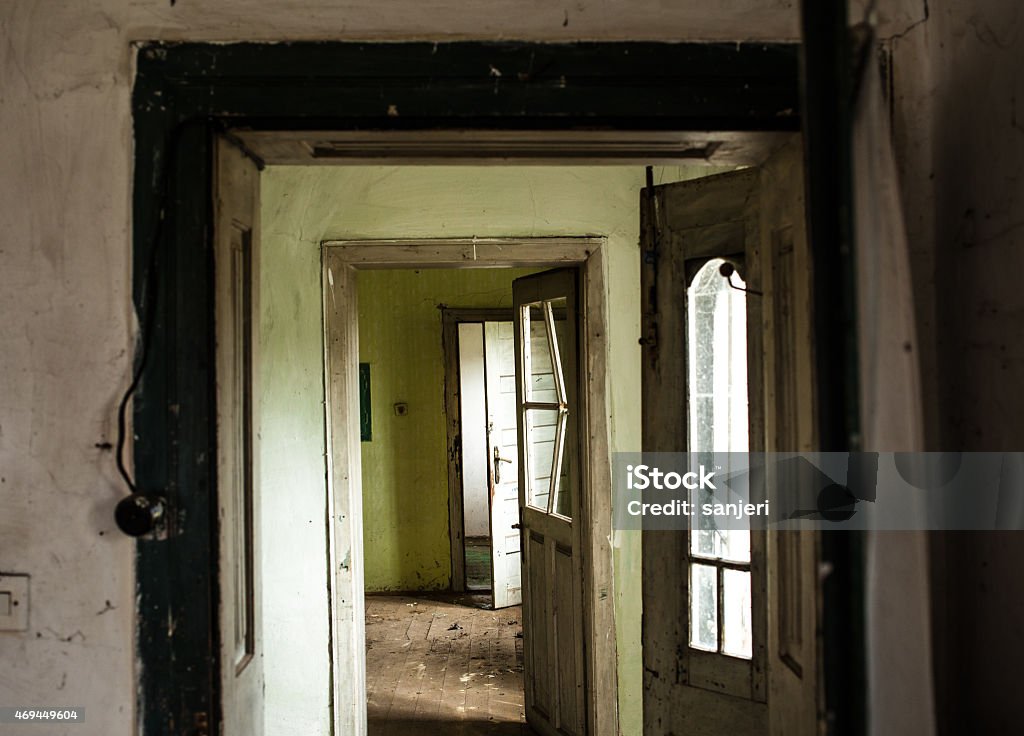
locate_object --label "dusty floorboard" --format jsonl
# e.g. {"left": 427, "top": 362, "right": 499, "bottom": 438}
{"left": 365, "top": 593, "right": 531, "bottom": 735}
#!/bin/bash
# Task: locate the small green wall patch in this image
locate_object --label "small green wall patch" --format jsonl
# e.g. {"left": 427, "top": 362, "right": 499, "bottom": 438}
{"left": 359, "top": 363, "right": 372, "bottom": 441}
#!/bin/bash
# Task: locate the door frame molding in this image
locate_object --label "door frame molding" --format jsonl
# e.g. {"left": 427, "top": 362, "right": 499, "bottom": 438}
{"left": 440, "top": 306, "right": 514, "bottom": 595}
{"left": 323, "top": 236, "right": 612, "bottom": 734}
{"left": 125, "top": 40, "right": 861, "bottom": 736}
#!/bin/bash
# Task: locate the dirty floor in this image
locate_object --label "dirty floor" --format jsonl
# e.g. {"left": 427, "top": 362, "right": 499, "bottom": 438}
{"left": 365, "top": 593, "right": 532, "bottom": 735}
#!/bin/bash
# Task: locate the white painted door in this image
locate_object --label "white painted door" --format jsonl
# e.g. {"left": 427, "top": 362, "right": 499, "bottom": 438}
{"left": 214, "top": 136, "right": 264, "bottom": 736}
{"left": 513, "top": 269, "right": 586, "bottom": 736}
{"left": 483, "top": 321, "right": 523, "bottom": 609}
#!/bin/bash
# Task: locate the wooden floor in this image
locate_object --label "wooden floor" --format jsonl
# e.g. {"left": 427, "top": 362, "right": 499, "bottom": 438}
{"left": 366, "top": 594, "right": 532, "bottom": 735}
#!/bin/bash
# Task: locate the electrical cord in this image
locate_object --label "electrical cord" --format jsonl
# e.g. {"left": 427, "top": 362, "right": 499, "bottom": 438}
{"left": 112, "top": 117, "right": 201, "bottom": 534}
{"left": 115, "top": 221, "right": 161, "bottom": 495}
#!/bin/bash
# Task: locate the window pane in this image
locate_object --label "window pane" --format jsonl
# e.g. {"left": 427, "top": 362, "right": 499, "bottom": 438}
{"left": 687, "top": 258, "right": 748, "bottom": 454}
{"left": 525, "top": 408, "right": 569, "bottom": 515}
{"left": 686, "top": 258, "right": 753, "bottom": 658}
{"left": 722, "top": 569, "right": 753, "bottom": 659}
{"left": 523, "top": 299, "right": 567, "bottom": 405}
{"left": 719, "top": 528, "right": 750, "bottom": 564}
{"left": 689, "top": 564, "right": 718, "bottom": 652}
{"left": 687, "top": 260, "right": 751, "bottom": 570}
{"left": 521, "top": 297, "right": 571, "bottom": 518}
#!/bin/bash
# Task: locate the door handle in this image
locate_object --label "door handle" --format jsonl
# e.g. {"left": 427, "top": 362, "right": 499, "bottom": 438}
{"left": 493, "top": 445, "right": 512, "bottom": 484}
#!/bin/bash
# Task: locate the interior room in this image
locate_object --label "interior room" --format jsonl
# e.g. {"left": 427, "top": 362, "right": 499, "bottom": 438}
{"left": 257, "top": 164, "right": 697, "bottom": 734}
{"left": 4, "top": 5, "right": 1024, "bottom": 736}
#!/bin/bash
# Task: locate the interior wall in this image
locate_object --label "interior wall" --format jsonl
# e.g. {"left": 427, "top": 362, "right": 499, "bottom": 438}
{"left": 267, "top": 163, "right": 659, "bottom": 731}
{"left": 258, "top": 179, "right": 334, "bottom": 734}
{"left": 357, "top": 268, "right": 535, "bottom": 592}
{"left": 883, "top": 1, "right": 1024, "bottom": 733}
{"left": 3, "top": 2, "right": 1022, "bottom": 735}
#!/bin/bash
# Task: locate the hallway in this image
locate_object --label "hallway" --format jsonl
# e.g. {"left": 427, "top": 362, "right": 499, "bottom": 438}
{"left": 366, "top": 594, "right": 530, "bottom": 735}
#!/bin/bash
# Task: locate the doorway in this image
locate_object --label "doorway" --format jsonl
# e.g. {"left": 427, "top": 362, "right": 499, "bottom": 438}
{"left": 131, "top": 39, "right": 844, "bottom": 736}
{"left": 359, "top": 276, "right": 530, "bottom": 734}
{"left": 325, "top": 234, "right": 609, "bottom": 735}
{"left": 443, "top": 309, "right": 520, "bottom": 605}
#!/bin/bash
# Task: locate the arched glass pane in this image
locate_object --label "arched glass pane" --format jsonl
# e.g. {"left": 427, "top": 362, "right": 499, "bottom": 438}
{"left": 687, "top": 258, "right": 749, "bottom": 455}
{"left": 686, "top": 257, "right": 752, "bottom": 660}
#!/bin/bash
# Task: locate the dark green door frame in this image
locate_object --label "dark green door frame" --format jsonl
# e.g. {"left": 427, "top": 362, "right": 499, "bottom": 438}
{"left": 129, "top": 41, "right": 858, "bottom": 736}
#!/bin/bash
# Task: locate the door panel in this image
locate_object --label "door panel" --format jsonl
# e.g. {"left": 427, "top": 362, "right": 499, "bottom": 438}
{"left": 640, "top": 136, "right": 819, "bottom": 736}
{"left": 760, "top": 136, "right": 821, "bottom": 736}
{"left": 484, "top": 321, "right": 522, "bottom": 609}
{"left": 214, "top": 136, "right": 264, "bottom": 736}
{"left": 514, "top": 269, "right": 586, "bottom": 736}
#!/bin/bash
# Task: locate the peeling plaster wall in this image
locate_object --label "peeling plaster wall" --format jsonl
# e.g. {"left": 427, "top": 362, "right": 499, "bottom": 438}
{"left": 0, "top": 5, "right": 136, "bottom": 736}
{"left": 2, "top": 1, "right": 1023, "bottom": 735}
{"left": 263, "top": 163, "right": 652, "bottom": 732}
{"left": 356, "top": 268, "right": 535, "bottom": 593}
{"left": 125, "top": 1, "right": 802, "bottom": 43}
{"left": 883, "top": 1, "right": 1024, "bottom": 734}
{"left": 258, "top": 175, "right": 334, "bottom": 735}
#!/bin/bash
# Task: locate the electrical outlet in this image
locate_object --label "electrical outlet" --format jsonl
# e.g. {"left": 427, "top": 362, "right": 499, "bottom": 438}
{"left": 0, "top": 574, "right": 29, "bottom": 632}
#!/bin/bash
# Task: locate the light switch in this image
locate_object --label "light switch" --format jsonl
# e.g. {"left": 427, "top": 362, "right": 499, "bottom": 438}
{"left": 0, "top": 574, "right": 29, "bottom": 632}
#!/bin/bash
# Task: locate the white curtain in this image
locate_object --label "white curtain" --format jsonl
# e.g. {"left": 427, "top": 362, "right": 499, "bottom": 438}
{"left": 853, "top": 46, "right": 936, "bottom": 736}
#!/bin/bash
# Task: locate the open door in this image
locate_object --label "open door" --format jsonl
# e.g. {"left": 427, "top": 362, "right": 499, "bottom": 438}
{"left": 214, "top": 136, "right": 264, "bottom": 736}
{"left": 513, "top": 268, "right": 587, "bottom": 736}
{"left": 641, "top": 136, "right": 820, "bottom": 736}
{"left": 484, "top": 321, "right": 523, "bottom": 609}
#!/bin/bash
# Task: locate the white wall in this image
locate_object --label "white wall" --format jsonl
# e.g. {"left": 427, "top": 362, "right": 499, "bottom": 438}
{"left": 2, "top": 1, "right": 1022, "bottom": 735}
{"left": 258, "top": 175, "right": 334, "bottom": 735}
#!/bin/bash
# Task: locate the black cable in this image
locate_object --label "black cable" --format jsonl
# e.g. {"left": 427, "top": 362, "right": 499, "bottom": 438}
{"left": 115, "top": 117, "right": 260, "bottom": 497}
{"left": 115, "top": 117, "right": 198, "bottom": 496}
{"left": 115, "top": 225, "right": 162, "bottom": 494}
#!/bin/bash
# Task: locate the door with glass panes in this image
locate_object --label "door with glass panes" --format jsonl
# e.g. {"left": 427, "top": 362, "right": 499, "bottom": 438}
{"left": 641, "top": 136, "right": 820, "bottom": 736}
{"left": 512, "top": 268, "right": 586, "bottom": 736}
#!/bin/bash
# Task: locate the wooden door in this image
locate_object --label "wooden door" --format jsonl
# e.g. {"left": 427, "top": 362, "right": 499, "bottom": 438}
{"left": 641, "top": 136, "right": 820, "bottom": 736}
{"left": 513, "top": 269, "right": 587, "bottom": 736}
{"left": 484, "top": 321, "right": 523, "bottom": 609}
{"left": 761, "top": 137, "right": 821, "bottom": 736}
{"left": 214, "top": 136, "right": 264, "bottom": 736}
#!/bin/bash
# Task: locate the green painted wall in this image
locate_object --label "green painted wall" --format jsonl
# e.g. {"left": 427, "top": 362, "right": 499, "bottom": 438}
{"left": 357, "top": 268, "right": 536, "bottom": 592}
{"left": 259, "top": 164, "right": 723, "bottom": 735}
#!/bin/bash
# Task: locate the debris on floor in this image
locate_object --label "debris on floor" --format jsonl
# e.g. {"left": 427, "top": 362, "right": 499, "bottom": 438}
{"left": 365, "top": 594, "right": 526, "bottom": 735}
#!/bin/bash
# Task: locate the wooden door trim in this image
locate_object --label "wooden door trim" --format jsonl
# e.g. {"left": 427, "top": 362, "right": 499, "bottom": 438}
{"left": 323, "top": 236, "right": 614, "bottom": 735}
{"left": 441, "top": 307, "right": 515, "bottom": 595}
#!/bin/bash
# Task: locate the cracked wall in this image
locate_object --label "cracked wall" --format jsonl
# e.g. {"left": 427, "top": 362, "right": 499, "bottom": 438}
{"left": 2, "top": 1, "right": 1022, "bottom": 734}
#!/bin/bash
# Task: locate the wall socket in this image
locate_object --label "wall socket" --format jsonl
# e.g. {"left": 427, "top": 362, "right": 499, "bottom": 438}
{"left": 0, "top": 573, "right": 29, "bottom": 631}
